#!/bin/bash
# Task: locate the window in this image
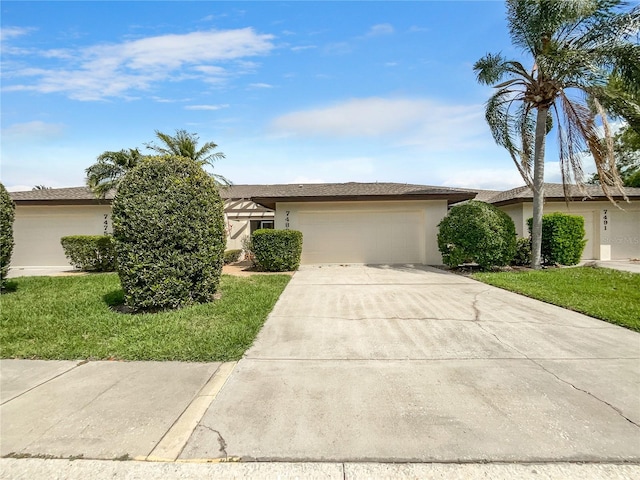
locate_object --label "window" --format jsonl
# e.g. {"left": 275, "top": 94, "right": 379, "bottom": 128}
{"left": 260, "top": 220, "right": 274, "bottom": 229}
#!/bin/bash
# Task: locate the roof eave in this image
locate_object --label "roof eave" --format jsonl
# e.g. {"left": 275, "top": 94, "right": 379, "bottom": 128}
{"left": 491, "top": 195, "right": 640, "bottom": 207}
{"left": 13, "top": 199, "right": 113, "bottom": 206}
{"left": 251, "top": 192, "right": 476, "bottom": 210}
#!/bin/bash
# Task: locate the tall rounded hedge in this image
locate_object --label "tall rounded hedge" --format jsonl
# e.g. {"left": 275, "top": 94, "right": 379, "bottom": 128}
{"left": 437, "top": 200, "right": 516, "bottom": 269}
{"left": 0, "top": 182, "right": 15, "bottom": 285}
{"left": 112, "top": 155, "right": 226, "bottom": 311}
{"left": 527, "top": 212, "right": 586, "bottom": 266}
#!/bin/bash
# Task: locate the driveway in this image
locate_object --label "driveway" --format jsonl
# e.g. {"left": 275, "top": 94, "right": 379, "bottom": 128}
{"left": 182, "top": 264, "right": 640, "bottom": 462}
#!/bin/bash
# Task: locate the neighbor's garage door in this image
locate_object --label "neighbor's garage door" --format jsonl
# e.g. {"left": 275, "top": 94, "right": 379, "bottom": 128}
{"left": 609, "top": 209, "right": 640, "bottom": 259}
{"left": 298, "top": 209, "right": 425, "bottom": 264}
{"left": 12, "top": 206, "right": 111, "bottom": 268}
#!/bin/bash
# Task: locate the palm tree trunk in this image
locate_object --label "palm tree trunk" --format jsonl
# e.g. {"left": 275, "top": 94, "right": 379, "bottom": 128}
{"left": 530, "top": 105, "right": 548, "bottom": 269}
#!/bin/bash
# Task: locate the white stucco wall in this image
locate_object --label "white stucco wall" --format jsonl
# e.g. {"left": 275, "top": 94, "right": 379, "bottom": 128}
{"left": 274, "top": 200, "right": 448, "bottom": 264}
{"left": 498, "top": 200, "right": 640, "bottom": 260}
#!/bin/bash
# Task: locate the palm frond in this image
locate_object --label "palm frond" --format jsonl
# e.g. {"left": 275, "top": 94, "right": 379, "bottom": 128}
{"left": 485, "top": 87, "right": 534, "bottom": 185}
{"left": 85, "top": 148, "right": 144, "bottom": 198}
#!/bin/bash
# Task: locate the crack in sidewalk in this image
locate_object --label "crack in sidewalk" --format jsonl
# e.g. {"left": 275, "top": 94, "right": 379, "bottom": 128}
{"left": 201, "top": 425, "right": 228, "bottom": 459}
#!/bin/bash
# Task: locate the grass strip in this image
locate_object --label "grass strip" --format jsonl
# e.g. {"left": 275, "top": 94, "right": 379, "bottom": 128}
{"left": 473, "top": 266, "right": 640, "bottom": 331}
{"left": 0, "top": 273, "right": 290, "bottom": 361}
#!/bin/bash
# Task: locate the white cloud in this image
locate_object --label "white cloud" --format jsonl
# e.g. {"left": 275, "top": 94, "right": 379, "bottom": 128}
{"left": 0, "top": 26, "right": 33, "bottom": 41}
{"left": 269, "top": 97, "right": 488, "bottom": 151}
{"left": 365, "top": 24, "right": 394, "bottom": 37}
{"left": 184, "top": 104, "right": 229, "bottom": 111}
{"left": 3, "top": 28, "right": 275, "bottom": 100}
{"left": 408, "top": 26, "right": 429, "bottom": 33}
{"left": 2, "top": 121, "right": 65, "bottom": 140}
{"left": 291, "top": 45, "right": 317, "bottom": 52}
{"left": 249, "top": 82, "right": 273, "bottom": 89}
{"left": 271, "top": 97, "right": 424, "bottom": 137}
{"left": 441, "top": 168, "right": 524, "bottom": 191}
{"left": 5, "top": 185, "right": 34, "bottom": 193}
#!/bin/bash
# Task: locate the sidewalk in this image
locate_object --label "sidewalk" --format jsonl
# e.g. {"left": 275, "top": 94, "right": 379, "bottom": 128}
{"left": 1, "top": 360, "right": 233, "bottom": 461}
{"left": 585, "top": 259, "right": 640, "bottom": 274}
{"left": 2, "top": 458, "right": 639, "bottom": 480}
{"left": 2, "top": 359, "right": 639, "bottom": 479}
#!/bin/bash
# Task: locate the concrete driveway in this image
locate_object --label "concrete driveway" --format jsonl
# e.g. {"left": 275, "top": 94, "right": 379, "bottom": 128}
{"left": 182, "top": 264, "right": 640, "bottom": 462}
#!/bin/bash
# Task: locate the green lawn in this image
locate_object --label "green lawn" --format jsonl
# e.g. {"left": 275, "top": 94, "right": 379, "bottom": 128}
{"left": 473, "top": 267, "right": 640, "bottom": 331}
{"left": 0, "top": 273, "right": 290, "bottom": 361}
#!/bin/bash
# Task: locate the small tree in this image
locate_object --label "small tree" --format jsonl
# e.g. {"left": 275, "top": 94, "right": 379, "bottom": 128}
{"left": 145, "top": 129, "right": 230, "bottom": 185}
{"left": 438, "top": 201, "right": 517, "bottom": 269}
{"left": 86, "top": 148, "right": 145, "bottom": 198}
{"left": 0, "top": 183, "right": 15, "bottom": 287}
{"left": 112, "top": 155, "right": 226, "bottom": 311}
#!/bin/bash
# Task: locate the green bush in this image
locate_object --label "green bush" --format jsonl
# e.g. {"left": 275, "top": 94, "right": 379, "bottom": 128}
{"left": 252, "top": 229, "right": 303, "bottom": 272}
{"left": 112, "top": 155, "right": 226, "bottom": 311}
{"left": 528, "top": 213, "right": 586, "bottom": 266}
{"left": 60, "top": 235, "right": 116, "bottom": 271}
{"left": 512, "top": 237, "right": 532, "bottom": 266}
{"left": 223, "top": 249, "right": 242, "bottom": 264}
{"left": 0, "top": 183, "right": 15, "bottom": 286}
{"left": 437, "top": 201, "right": 517, "bottom": 269}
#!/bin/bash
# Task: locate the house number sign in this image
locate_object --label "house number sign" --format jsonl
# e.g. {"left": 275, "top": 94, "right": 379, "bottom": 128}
{"left": 104, "top": 214, "right": 109, "bottom": 235}
{"left": 602, "top": 209, "right": 608, "bottom": 231}
{"left": 285, "top": 211, "right": 290, "bottom": 230}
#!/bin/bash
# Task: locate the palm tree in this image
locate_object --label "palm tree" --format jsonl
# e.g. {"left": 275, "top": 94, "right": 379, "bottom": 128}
{"left": 474, "top": 0, "right": 640, "bottom": 269}
{"left": 85, "top": 148, "right": 144, "bottom": 198}
{"left": 144, "top": 129, "right": 230, "bottom": 185}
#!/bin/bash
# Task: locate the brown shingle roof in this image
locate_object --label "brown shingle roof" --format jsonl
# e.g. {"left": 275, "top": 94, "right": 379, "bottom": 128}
{"left": 250, "top": 182, "right": 477, "bottom": 209}
{"left": 10, "top": 182, "right": 477, "bottom": 206}
{"left": 488, "top": 183, "right": 640, "bottom": 206}
{"left": 8, "top": 185, "right": 275, "bottom": 203}
{"left": 10, "top": 187, "right": 113, "bottom": 204}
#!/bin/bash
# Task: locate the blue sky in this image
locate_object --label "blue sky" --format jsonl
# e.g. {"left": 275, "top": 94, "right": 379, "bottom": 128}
{"left": 2, "top": 0, "right": 578, "bottom": 192}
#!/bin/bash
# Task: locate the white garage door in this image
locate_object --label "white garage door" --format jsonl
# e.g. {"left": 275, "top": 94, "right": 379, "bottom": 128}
{"left": 12, "top": 206, "right": 111, "bottom": 268}
{"left": 298, "top": 209, "right": 425, "bottom": 264}
{"left": 609, "top": 209, "right": 640, "bottom": 259}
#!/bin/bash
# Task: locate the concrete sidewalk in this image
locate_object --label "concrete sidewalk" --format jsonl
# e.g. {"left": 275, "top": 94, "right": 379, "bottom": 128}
{"left": 0, "top": 360, "right": 235, "bottom": 460}
{"left": 2, "top": 458, "right": 639, "bottom": 479}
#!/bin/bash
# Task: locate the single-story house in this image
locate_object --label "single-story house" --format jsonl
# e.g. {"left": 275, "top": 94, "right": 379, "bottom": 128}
{"left": 483, "top": 183, "right": 640, "bottom": 261}
{"left": 251, "top": 183, "right": 475, "bottom": 264}
{"left": 8, "top": 186, "right": 275, "bottom": 270}
{"left": 7, "top": 182, "right": 640, "bottom": 270}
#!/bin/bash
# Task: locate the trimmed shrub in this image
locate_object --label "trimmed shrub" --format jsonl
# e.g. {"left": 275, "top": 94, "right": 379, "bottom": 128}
{"left": 437, "top": 201, "right": 517, "bottom": 269}
{"left": 0, "top": 183, "right": 15, "bottom": 286}
{"left": 252, "top": 229, "right": 303, "bottom": 272}
{"left": 223, "top": 249, "right": 242, "bottom": 264}
{"left": 112, "top": 155, "right": 226, "bottom": 311}
{"left": 512, "top": 237, "right": 532, "bottom": 266}
{"left": 61, "top": 235, "right": 116, "bottom": 271}
{"left": 528, "top": 213, "right": 586, "bottom": 266}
